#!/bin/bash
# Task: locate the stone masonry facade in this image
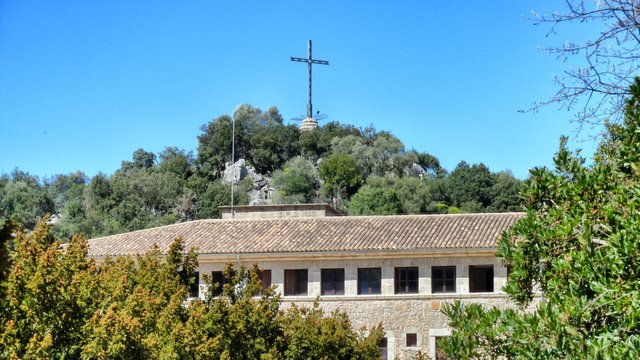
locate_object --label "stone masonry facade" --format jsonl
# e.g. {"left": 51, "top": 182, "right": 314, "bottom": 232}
{"left": 87, "top": 210, "right": 528, "bottom": 359}
{"left": 195, "top": 253, "right": 522, "bottom": 360}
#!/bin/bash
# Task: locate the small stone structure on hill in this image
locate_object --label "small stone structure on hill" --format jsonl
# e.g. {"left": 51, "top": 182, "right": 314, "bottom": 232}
{"left": 220, "top": 203, "right": 342, "bottom": 219}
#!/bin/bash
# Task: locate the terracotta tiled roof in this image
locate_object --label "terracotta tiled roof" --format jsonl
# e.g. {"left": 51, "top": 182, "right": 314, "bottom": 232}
{"left": 87, "top": 213, "right": 524, "bottom": 257}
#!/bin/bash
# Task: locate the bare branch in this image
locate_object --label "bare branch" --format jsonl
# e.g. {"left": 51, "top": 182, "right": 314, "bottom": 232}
{"left": 525, "top": 1, "right": 640, "bottom": 126}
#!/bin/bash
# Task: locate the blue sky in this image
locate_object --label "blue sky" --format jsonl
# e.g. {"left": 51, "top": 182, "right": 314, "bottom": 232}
{"left": 0, "top": 1, "right": 601, "bottom": 180}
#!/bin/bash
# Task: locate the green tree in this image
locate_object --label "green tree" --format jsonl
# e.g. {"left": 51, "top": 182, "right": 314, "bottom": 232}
{"left": 0, "top": 220, "right": 383, "bottom": 359}
{"left": 280, "top": 304, "right": 383, "bottom": 360}
{"left": 352, "top": 175, "right": 431, "bottom": 215}
{"left": 197, "top": 114, "right": 239, "bottom": 180}
{"left": 158, "top": 146, "right": 194, "bottom": 179}
{"left": 197, "top": 105, "right": 289, "bottom": 179}
{"left": 348, "top": 186, "right": 402, "bottom": 215}
{"left": 250, "top": 123, "right": 300, "bottom": 174}
{"left": 487, "top": 170, "right": 522, "bottom": 212}
{"left": 197, "top": 179, "right": 249, "bottom": 219}
{"left": 47, "top": 172, "right": 90, "bottom": 240}
{"left": 447, "top": 161, "right": 495, "bottom": 211}
{"left": 319, "top": 154, "right": 363, "bottom": 208}
{"left": 82, "top": 244, "right": 194, "bottom": 359}
{"left": 299, "top": 121, "right": 362, "bottom": 161}
{"left": 46, "top": 172, "right": 88, "bottom": 208}
{"left": 441, "top": 78, "right": 640, "bottom": 359}
{"left": 417, "top": 152, "right": 446, "bottom": 177}
{"left": 108, "top": 168, "right": 182, "bottom": 230}
{"left": 271, "top": 157, "right": 320, "bottom": 203}
{"left": 0, "top": 220, "right": 98, "bottom": 359}
{"left": 329, "top": 131, "right": 405, "bottom": 178}
{"left": 0, "top": 171, "right": 54, "bottom": 229}
{"left": 121, "top": 148, "right": 156, "bottom": 172}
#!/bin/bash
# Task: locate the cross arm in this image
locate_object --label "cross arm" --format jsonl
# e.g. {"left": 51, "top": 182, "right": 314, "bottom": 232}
{"left": 311, "top": 60, "right": 329, "bottom": 65}
{"left": 290, "top": 57, "right": 309, "bottom": 63}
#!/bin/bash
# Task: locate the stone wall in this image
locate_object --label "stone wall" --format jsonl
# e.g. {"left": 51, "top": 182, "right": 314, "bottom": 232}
{"left": 196, "top": 254, "right": 532, "bottom": 359}
{"left": 220, "top": 203, "right": 341, "bottom": 219}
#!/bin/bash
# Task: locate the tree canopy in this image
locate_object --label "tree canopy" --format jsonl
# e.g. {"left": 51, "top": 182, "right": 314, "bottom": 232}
{"left": 440, "top": 78, "right": 640, "bottom": 359}
{"left": 0, "top": 218, "right": 383, "bottom": 359}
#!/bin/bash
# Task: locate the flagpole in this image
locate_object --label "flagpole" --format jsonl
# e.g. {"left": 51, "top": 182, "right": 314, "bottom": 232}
{"left": 230, "top": 117, "right": 235, "bottom": 219}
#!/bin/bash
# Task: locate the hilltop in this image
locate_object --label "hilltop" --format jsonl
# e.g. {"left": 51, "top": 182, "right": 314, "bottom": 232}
{"left": 0, "top": 104, "right": 521, "bottom": 239}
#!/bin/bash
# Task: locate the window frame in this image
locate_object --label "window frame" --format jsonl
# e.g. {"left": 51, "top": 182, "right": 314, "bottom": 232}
{"left": 379, "top": 337, "right": 388, "bottom": 360}
{"left": 357, "top": 267, "right": 382, "bottom": 295}
{"left": 431, "top": 266, "right": 456, "bottom": 294}
{"left": 284, "top": 269, "right": 308, "bottom": 296}
{"left": 321, "top": 268, "right": 345, "bottom": 295}
{"left": 394, "top": 267, "right": 419, "bottom": 294}
{"left": 469, "top": 265, "right": 494, "bottom": 293}
{"left": 260, "top": 269, "right": 272, "bottom": 295}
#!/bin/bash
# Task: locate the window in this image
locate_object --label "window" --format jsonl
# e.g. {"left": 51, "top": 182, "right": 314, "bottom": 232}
{"left": 469, "top": 265, "right": 494, "bottom": 293}
{"left": 260, "top": 269, "right": 272, "bottom": 295}
{"left": 321, "top": 268, "right": 345, "bottom": 295}
{"left": 188, "top": 271, "right": 199, "bottom": 298}
{"left": 395, "top": 267, "right": 419, "bottom": 294}
{"left": 358, "top": 268, "right": 382, "bottom": 295}
{"left": 379, "top": 337, "right": 388, "bottom": 360}
{"left": 432, "top": 266, "right": 456, "bottom": 293}
{"left": 406, "top": 333, "right": 417, "bottom": 347}
{"left": 284, "top": 269, "right": 308, "bottom": 296}
{"left": 211, "top": 271, "right": 227, "bottom": 297}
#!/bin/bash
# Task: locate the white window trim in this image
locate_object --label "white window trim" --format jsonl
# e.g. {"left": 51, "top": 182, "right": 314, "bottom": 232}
{"left": 401, "top": 327, "right": 422, "bottom": 350}
{"left": 428, "top": 328, "right": 451, "bottom": 360}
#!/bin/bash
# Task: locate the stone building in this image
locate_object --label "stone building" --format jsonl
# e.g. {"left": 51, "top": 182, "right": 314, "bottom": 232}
{"left": 87, "top": 204, "right": 524, "bottom": 359}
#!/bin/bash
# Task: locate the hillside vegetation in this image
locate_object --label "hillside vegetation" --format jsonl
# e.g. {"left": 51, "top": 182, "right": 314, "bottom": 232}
{"left": 0, "top": 104, "right": 521, "bottom": 239}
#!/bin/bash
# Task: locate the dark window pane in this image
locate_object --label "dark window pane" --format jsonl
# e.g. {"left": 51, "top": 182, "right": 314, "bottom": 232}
{"left": 432, "top": 266, "right": 456, "bottom": 293}
{"left": 284, "top": 269, "right": 308, "bottom": 296}
{"left": 188, "top": 271, "right": 199, "bottom": 298}
{"left": 469, "top": 265, "right": 494, "bottom": 293}
{"left": 260, "top": 269, "right": 271, "bottom": 295}
{"left": 212, "top": 271, "right": 225, "bottom": 297}
{"left": 379, "top": 337, "right": 388, "bottom": 360}
{"left": 358, "top": 268, "right": 381, "bottom": 295}
{"left": 321, "top": 268, "right": 345, "bottom": 295}
{"left": 395, "top": 267, "right": 419, "bottom": 294}
{"left": 406, "top": 333, "right": 417, "bottom": 347}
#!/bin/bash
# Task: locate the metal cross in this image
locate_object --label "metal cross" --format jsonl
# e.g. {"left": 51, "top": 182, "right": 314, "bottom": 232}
{"left": 290, "top": 40, "right": 329, "bottom": 119}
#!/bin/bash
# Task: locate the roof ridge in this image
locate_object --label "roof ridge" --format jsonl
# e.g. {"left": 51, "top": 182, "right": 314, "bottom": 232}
{"left": 88, "top": 212, "right": 526, "bottom": 242}
{"left": 88, "top": 212, "right": 525, "bottom": 257}
{"left": 214, "top": 211, "right": 525, "bottom": 222}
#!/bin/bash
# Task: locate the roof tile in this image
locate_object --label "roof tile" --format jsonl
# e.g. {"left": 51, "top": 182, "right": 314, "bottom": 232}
{"left": 87, "top": 213, "right": 524, "bottom": 257}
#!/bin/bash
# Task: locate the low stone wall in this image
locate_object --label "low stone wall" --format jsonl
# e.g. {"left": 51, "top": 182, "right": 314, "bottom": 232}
{"left": 283, "top": 295, "right": 523, "bottom": 359}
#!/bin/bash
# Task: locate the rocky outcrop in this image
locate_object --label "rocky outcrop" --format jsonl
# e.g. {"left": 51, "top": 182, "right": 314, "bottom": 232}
{"left": 222, "top": 159, "right": 248, "bottom": 184}
{"left": 405, "top": 163, "right": 428, "bottom": 179}
{"left": 223, "top": 159, "right": 274, "bottom": 205}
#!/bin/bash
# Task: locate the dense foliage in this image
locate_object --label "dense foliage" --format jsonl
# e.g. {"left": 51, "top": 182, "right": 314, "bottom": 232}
{"left": 0, "top": 219, "right": 382, "bottom": 359}
{"left": 0, "top": 104, "right": 521, "bottom": 239}
{"left": 440, "top": 79, "right": 640, "bottom": 358}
